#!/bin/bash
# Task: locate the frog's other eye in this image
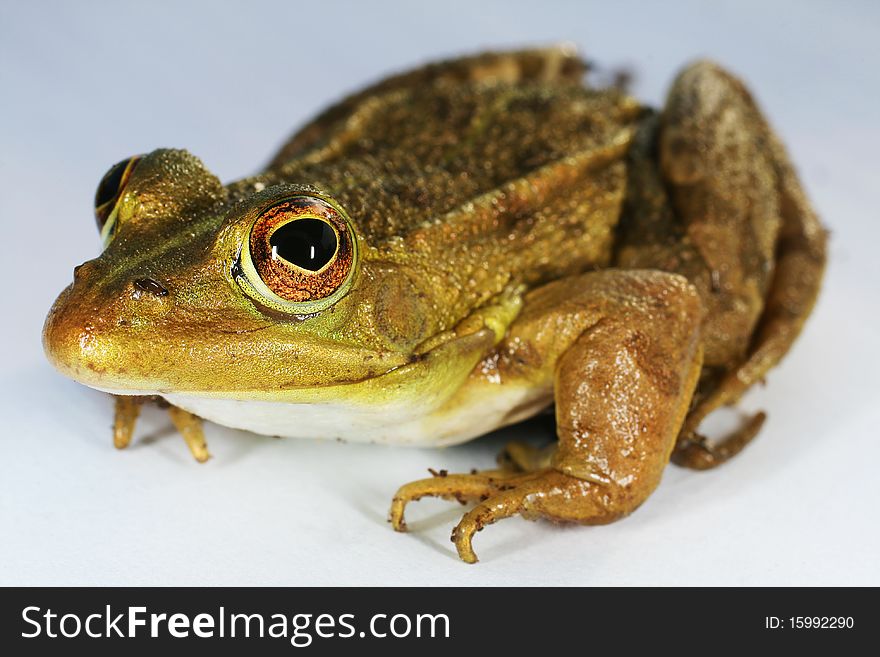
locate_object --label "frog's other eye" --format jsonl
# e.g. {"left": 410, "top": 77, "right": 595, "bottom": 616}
{"left": 236, "top": 195, "right": 358, "bottom": 314}
{"left": 94, "top": 155, "right": 141, "bottom": 243}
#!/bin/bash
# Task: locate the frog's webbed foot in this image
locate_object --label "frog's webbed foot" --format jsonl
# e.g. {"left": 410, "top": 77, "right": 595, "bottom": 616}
{"left": 112, "top": 395, "right": 210, "bottom": 463}
{"left": 672, "top": 411, "right": 766, "bottom": 470}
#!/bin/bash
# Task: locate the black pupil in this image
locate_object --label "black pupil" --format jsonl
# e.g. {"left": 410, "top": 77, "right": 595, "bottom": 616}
{"left": 95, "top": 159, "right": 129, "bottom": 209}
{"left": 270, "top": 219, "right": 338, "bottom": 271}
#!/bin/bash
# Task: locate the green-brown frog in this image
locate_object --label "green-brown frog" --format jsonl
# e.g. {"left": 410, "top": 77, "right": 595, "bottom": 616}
{"left": 43, "top": 47, "right": 827, "bottom": 563}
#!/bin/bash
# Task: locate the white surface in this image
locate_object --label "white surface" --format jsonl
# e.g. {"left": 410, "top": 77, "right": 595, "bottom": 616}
{"left": 1, "top": 0, "right": 878, "bottom": 586}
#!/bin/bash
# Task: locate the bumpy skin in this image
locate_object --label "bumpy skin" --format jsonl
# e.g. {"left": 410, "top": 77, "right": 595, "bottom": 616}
{"left": 43, "top": 48, "right": 826, "bottom": 562}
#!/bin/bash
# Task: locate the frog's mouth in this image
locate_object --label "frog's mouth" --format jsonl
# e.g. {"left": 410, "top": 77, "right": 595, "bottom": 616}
{"left": 44, "top": 271, "right": 501, "bottom": 411}
{"left": 42, "top": 281, "right": 412, "bottom": 399}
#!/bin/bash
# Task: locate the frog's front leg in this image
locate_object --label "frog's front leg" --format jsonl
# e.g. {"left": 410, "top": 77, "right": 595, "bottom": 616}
{"left": 390, "top": 468, "right": 547, "bottom": 531}
{"left": 111, "top": 395, "right": 210, "bottom": 463}
{"left": 391, "top": 270, "right": 704, "bottom": 563}
{"left": 112, "top": 395, "right": 142, "bottom": 450}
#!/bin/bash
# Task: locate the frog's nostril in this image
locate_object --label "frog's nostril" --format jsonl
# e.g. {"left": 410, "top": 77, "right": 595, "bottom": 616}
{"left": 73, "top": 262, "right": 95, "bottom": 282}
{"left": 132, "top": 278, "right": 169, "bottom": 297}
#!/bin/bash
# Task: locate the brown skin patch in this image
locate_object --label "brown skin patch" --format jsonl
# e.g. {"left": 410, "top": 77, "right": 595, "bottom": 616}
{"left": 249, "top": 196, "right": 353, "bottom": 302}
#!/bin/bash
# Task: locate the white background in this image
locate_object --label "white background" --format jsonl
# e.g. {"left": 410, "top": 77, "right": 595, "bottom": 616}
{"left": 1, "top": 0, "right": 878, "bottom": 585}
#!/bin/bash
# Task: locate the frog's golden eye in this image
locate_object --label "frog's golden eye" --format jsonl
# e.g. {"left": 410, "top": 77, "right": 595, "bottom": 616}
{"left": 236, "top": 195, "right": 358, "bottom": 314}
{"left": 94, "top": 155, "right": 141, "bottom": 243}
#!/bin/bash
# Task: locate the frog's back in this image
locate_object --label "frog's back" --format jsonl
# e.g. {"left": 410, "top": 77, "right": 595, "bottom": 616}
{"left": 236, "top": 49, "right": 645, "bottom": 297}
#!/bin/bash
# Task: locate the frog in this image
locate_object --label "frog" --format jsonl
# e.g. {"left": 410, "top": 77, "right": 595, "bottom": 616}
{"left": 43, "top": 47, "right": 827, "bottom": 563}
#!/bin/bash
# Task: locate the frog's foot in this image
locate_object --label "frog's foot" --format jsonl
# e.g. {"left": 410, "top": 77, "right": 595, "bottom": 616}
{"left": 112, "top": 395, "right": 211, "bottom": 463}
{"left": 450, "top": 469, "right": 617, "bottom": 564}
{"left": 392, "top": 465, "right": 621, "bottom": 564}
{"left": 390, "top": 468, "right": 542, "bottom": 534}
{"left": 672, "top": 411, "right": 766, "bottom": 470}
{"left": 394, "top": 467, "right": 622, "bottom": 563}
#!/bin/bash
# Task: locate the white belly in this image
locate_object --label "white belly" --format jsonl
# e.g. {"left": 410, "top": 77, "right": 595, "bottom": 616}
{"left": 164, "top": 383, "right": 551, "bottom": 447}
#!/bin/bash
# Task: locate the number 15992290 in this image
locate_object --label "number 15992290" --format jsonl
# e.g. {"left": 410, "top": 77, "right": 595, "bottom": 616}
{"left": 765, "top": 617, "right": 854, "bottom": 629}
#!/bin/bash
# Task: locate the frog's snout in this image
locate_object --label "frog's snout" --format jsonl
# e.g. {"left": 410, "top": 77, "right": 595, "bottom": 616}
{"left": 43, "top": 263, "right": 175, "bottom": 392}
{"left": 43, "top": 278, "right": 96, "bottom": 385}
{"left": 74, "top": 260, "right": 171, "bottom": 299}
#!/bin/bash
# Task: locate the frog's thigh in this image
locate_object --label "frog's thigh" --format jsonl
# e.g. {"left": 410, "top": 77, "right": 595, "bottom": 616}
{"left": 661, "top": 62, "right": 827, "bottom": 465}
{"left": 392, "top": 270, "right": 704, "bottom": 563}
{"left": 661, "top": 61, "right": 785, "bottom": 367}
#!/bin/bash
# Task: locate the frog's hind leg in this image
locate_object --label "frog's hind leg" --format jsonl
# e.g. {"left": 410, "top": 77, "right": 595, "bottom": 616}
{"left": 657, "top": 61, "right": 827, "bottom": 469}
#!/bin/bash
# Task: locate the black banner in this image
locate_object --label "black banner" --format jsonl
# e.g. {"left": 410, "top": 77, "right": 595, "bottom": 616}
{"left": 0, "top": 587, "right": 870, "bottom": 654}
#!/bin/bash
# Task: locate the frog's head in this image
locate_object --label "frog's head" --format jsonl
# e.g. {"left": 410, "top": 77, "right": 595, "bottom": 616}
{"left": 43, "top": 149, "right": 431, "bottom": 399}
